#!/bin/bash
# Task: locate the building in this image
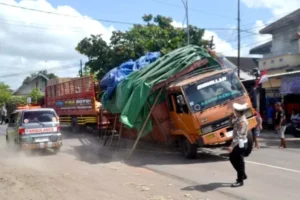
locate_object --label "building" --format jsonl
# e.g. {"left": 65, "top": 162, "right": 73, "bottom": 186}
{"left": 250, "top": 8, "right": 300, "bottom": 114}
{"left": 13, "top": 74, "right": 49, "bottom": 96}
{"left": 226, "top": 56, "right": 259, "bottom": 107}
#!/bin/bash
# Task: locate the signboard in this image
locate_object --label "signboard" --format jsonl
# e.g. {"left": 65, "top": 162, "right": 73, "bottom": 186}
{"left": 280, "top": 76, "right": 300, "bottom": 94}
{"left": 56, "top": 98, "right": 93, "bottom": 110}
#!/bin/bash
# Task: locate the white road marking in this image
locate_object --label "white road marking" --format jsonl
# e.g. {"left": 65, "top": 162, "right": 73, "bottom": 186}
{"left": 246, "top": 160, "right": 300, "bottom": 174}
{"left": 200, "top": 149, "right": 300, "bottom": 174}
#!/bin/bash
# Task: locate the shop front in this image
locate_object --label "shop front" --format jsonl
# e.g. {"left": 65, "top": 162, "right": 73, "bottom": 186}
{"left": 280, "top": 75, "right": 300, "bottom": 117}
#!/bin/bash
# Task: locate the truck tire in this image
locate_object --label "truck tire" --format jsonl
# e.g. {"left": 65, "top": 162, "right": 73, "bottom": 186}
{"left": 71, "top": 118, "right": 80, "bottom": 133}
{"left": 182, "top": 138, "right": 198, "bottom": 159}
{"left": 245, "top": 131, "right": 253, "bottom": 157}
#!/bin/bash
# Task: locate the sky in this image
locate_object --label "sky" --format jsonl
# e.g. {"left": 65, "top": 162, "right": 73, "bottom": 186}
{"left": 0, "top": 0, "right": 300, "bottom": 89}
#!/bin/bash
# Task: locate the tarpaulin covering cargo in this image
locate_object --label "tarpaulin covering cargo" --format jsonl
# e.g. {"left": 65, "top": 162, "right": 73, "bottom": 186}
{"left": 100, "top": 52, "right": 160, "bottom": 100}
{"left": 101, "top": 45, "right": 222, "bottom": 136}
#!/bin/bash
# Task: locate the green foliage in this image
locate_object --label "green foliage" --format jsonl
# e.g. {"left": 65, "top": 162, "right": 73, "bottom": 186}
{"left": 76, "top": 14, "right": 208, "bottom": 80}
{"left": 23, "top": 70, "right": 57, "bottom": 85}
{"left": 0, "top": 82, "right": 12, "bottom": 106}
{"left": 29, "top": 88, "right": 44, "bottom": 104}
{"left": 6, "top": 96, "right": 27, "bottom": 116}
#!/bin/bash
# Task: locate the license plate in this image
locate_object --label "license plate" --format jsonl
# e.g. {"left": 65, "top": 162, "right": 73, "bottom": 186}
{"left": 206, "top": 133, "right": 215, "bottom": 139}
{"left": 35, "top": 138, "right": 49, "bottom": 143}
{"left": 25, "top": 127, "right": 57, "bottom": 134}
{"left": 226, "top": 131, "right": 233, "bottom": 137}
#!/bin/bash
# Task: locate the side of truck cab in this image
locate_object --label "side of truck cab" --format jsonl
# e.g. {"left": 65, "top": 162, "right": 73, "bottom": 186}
{"left": 5, "top": 106, "right": 62, "bottom": 152}
{"left": 167, "top": 68, "right": 257, "bottom": 158}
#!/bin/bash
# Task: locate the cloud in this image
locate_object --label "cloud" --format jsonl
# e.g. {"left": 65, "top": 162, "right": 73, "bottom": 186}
{"left": 172, "top": 20, "right": 244, "bottom": 56}
{"left": 242, "top": 0, "right": 300, "bottom": 19}
{"left": 0, "top": 0, "right": 114, "bottom": 90}
{"left": 252, "top": 20, "right": 272, "bottom": 43}
{"left": 171, "top": 20, "right": 186, "bottom": 28}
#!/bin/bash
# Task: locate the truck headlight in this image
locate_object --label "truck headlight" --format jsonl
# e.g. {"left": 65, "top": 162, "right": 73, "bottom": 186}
{"left": 201, "top": 125, "right": 213, "bottom": 134}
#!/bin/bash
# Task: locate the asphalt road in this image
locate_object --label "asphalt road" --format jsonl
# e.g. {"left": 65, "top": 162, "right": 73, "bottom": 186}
{"left": 1, "top": 124, "right": 300, "bottom": 200}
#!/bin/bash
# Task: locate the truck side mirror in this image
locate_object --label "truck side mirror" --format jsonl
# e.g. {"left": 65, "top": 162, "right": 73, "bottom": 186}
{"left": 176, "top": 95, "right": 185, "bottom": 106}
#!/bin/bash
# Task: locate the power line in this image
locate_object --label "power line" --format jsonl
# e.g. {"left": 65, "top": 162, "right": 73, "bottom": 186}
{"left": 0, "top": 15, "right": 237, "bottom": 32}
{"left": 0, "top": 64, "right": 80, "bottom": 78}
{"left": 0, "top": 2, "right": 138, "bottom": 25}
{"left": 149, "top": 0, "right": 235, "bottom": 19}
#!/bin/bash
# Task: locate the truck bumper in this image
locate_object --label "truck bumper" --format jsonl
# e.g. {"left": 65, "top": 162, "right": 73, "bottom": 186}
{"left": 197, "top": 116, "right": 257, "bottom": 146}
{"left": 21, "top": 141, "right": 62, "bottom": 150}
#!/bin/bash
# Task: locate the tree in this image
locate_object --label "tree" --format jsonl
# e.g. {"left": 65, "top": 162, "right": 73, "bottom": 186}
{"left": 0, "top": 82, "right": 11, "bottom": 106}
{"left": 23, "top": 70, "right": 58, "bottom": 85}
{"left": 76, "top": 14, "right": 208, "bottom": 79}
{"left": 29, "top": 88, "right": 43, "bottom": 104}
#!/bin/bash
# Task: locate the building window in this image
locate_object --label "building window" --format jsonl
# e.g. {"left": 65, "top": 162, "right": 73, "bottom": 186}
{"left": 263, "top": 61, "right": 266, "bottom": 65}
{"left": 279, "top": 58, "right": 283, "bottom": 62}
{"left": 271, "top": 60, "right": 274, "bottom": 63}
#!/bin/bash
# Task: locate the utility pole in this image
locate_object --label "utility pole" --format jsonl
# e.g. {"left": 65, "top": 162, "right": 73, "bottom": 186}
{"left": 79, "top": 59, "right": 83, "bottom": 77}
{"left": 209, "top": 36, "right": 214, "bottom": 49}
{"left": 237, "top": 0, "right": 241, "bottom": 78}
{"left": 181, "top": 0, "right": 190, "bottom": 45}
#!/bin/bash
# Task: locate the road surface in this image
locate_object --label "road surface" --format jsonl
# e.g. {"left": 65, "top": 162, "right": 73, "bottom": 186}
{"left": 0, "top": 124, "right": 300, "bottom": 200}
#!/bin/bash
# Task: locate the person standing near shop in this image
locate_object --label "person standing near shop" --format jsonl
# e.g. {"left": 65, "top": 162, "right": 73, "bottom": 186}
{"left": 0, "top": 106, "right": 7, "bottom": 125}
{"left": 275, "top": 102, "right": 287, "bottom": 148}
{"left": 252, "top": 109, "right": 262, "bottom": 149}
{"left": 228, "top": 103, "right": 249, "bottom": 187}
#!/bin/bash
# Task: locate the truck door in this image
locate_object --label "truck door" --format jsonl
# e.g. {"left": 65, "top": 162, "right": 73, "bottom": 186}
{"left": 168, "top": 93, "right": 195, "bottom": 133}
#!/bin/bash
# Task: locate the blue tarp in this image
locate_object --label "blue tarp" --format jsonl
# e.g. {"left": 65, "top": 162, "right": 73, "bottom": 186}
{"left": 100, "top": 52, "right": 161, "bottom": 100}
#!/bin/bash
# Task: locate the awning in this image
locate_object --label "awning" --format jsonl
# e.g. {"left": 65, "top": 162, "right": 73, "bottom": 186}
{"left": 280, "top": 75, "right": 300, "bottom": 94}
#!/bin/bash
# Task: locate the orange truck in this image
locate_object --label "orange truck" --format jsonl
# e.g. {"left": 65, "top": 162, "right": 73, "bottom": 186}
{"left": 45, "top": 76, "right": 101, "bottom": 132}
{"left": 100, "top": 52, "right": 257, "bottom": 159}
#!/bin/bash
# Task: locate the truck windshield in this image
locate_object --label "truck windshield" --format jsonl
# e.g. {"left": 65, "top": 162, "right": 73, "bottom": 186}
{"left": 183, "top": 71, "right": 245, "bottom": 112}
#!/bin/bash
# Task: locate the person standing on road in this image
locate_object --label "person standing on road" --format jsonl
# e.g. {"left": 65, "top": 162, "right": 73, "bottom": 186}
{"left": 252, "top": 109, "right": 262, "bottom": 149}
{"left": 275, "top": 102, "right": 287, "bottom": 148}
{"left": 0, "top": 106, "right": 7, "bottom": 125}
{"left": 228, "top": 103, "right": 249, "bottom": 188}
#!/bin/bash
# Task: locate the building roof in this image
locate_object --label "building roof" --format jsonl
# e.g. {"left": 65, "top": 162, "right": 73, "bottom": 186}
{"left": 249, "top": 41, "right": 272, "bottom": 55}
{"left": 260, "top": 8, "right": 300, "bottom": 34}
{"left": 226, "top": 56, "right": 259, "bottom": 73}
{"left": 13, "top": 74, "right": 49, "bottom": 95}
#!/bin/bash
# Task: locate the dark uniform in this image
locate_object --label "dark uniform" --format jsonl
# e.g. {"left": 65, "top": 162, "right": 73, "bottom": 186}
{"left": 229, "top": 114, "right": 249, "bottom": 187}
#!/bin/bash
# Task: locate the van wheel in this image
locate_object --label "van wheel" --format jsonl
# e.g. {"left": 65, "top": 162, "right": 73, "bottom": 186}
{"left": 53, "top": 147, "right": 60, "bottom": 154}
{"left": 71, "top": 118, "right": 79, "bottom": 133}
{"left": 182, "top": 138, "right": 198, "bottom": 159}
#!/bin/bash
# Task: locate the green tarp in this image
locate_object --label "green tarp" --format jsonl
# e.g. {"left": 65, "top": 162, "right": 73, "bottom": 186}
{"left": 101, "top": 45, "right": 223, "bottom": 136}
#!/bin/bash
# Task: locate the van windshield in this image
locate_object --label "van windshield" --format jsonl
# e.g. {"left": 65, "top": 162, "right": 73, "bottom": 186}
{"left": 183, "top": 71, "right": 245, "bottom": 112}
{"left": 23, "top": 110, "right": 57, "bottom": 124}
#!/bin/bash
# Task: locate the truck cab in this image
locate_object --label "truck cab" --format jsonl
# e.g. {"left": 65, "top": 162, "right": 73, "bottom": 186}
{"left": 167, "top": 68, "right": 257, "bottom": 158}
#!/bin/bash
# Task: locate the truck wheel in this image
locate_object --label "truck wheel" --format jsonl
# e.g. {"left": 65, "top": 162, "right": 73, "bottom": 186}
{"left": 245, "top": 131, "right": 253, "bottom": 157}
{"left": 182, "top": 138, "right": 198, "bottom": 159}
{"left": 71, "top": 118, "right": 80, "bottom": 133}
